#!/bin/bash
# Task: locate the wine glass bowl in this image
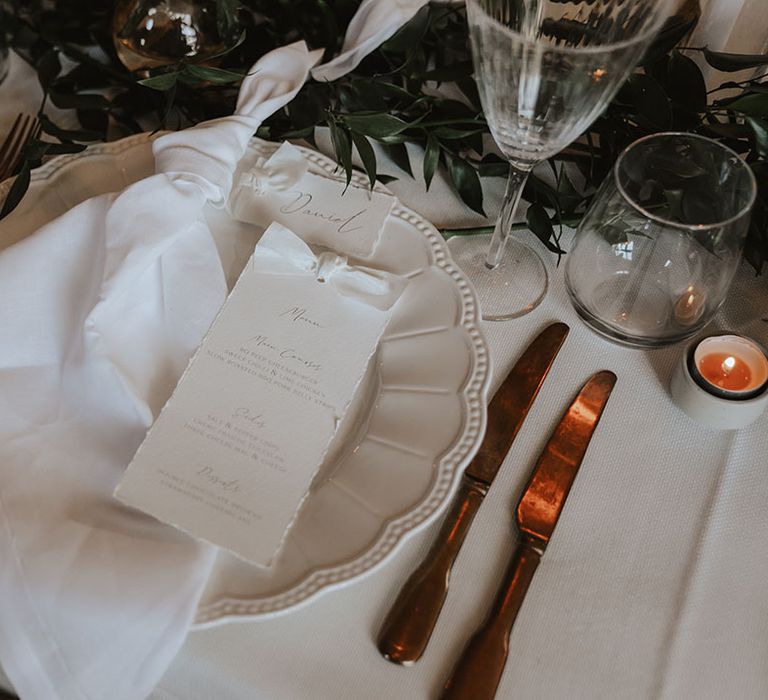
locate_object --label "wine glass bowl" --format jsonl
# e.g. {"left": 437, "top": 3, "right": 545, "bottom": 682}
{"left": 469, "top": 0, "right": 666, "bottom": 168}
{"left": 450, "top": 0, "right": 673, "bottom": 321}
{"left": 113, "top": 0, "right": 241, "bottom": 73}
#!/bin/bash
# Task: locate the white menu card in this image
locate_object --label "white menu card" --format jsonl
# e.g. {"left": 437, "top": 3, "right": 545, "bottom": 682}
{"left": 115, "top": 223, "right": 406, "bottom": 567}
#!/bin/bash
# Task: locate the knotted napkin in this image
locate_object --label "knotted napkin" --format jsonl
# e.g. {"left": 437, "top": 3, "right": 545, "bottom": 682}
{"left": 0, "top": 41, "right": 320, "bottom": 700}
{"left": 311, "top": 0, "right": 432, "bottom": 82}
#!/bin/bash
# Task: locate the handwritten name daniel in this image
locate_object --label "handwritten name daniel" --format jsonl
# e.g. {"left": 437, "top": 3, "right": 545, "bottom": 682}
{"left": 279, "top": 191, "right": 366, "bottom": 234}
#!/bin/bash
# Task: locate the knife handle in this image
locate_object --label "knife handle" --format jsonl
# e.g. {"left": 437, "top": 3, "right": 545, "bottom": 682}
{"left": 440, "top": 540, "right": 542, "bottom": 700}
{"left": 377, "top": 476, "right": 488, "bottom": 664}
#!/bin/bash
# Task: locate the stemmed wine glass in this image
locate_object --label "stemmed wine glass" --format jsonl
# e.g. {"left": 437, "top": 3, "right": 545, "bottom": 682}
{"left": 450, "top": 0, "right": 673, "bottom": 320}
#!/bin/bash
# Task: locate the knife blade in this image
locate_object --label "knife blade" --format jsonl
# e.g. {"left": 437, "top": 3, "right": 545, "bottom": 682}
{"left": 377, "top": 322, "right": 569, "bottom": 665}
{"left": 440, "top": 370, "right": 617, "bottom": 700}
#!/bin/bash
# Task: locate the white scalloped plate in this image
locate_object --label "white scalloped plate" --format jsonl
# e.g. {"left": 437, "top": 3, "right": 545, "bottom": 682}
{"left": 0, "top": 134, "right": 491, "bottom": 623}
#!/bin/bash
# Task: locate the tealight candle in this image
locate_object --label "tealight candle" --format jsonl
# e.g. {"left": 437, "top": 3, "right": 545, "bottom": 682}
{"left": 670, "top": 334, "right": 768, "bottom": 430}
{"left": 691, "top": 335, "right": 768, "bottom": 400}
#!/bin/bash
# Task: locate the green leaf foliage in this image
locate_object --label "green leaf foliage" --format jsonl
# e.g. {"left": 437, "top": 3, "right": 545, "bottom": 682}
{"left": 341, "top": 114, "right": 412, "bottom": 139}
{"left": 216, "top": 0, "right": 240, "bottom": 40}
{"left": 0, "top": 0, "right": 766, "bottom": 274}
{"left": 747, "top": 118, "right": 768, "bottom": 158}
{"left": 0, "top": 159, "right": 31, "bottom": 218}
{"left": 727, "top": 93, "right": 768, "bottom": 118}
{"left": 48, "top": 91, "right": 112, "bottom": 111}
{"left": 183, "top": 65, "right": 245, "bottom": 84}
{"left": 625, "top": 74, "right": 672, "bottom": 130}
{"left": 667, "top": 51, "right": 707, "bottom": 115}
{"left": 447, "top": 155, "right": 484, "bottom": 217}
{"left": 384, "top": 142, "right": 413, "bottom": 178}
{"left": 423, "top": 134, "right": 439, "bottom": 190}
{"left": 37, "top": 49, "right": 62, "bottom": 90}
{"left": 381, "top": 4, "right": 429, "bottom": 53}
{"left": 703, "top": 48, "right": 768, "bottom": 73}
{"left": 37, "top": 113, "right": 103, "bottom": 142}
{"left": 329, "top": 120, "right": 353, "bottom": 189}
{"left": 641, "top": 7, "right": 700, "bottom": 66}
{"left": 526, "top": 203, "right": 565, "bottom": 256}
{"left": 138, "top": 72, "right": 182, "bottom": 91}
{"left": 351, "top": 131, "right": 376, "bottom": 189}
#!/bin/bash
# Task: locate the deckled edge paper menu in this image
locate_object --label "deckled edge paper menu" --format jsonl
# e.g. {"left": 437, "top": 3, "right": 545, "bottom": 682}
{"left": 228, "top": 141, "right": 395, "bottom": 258}
{"left": 115, "top": 223, "right": 407, "bottom": 568}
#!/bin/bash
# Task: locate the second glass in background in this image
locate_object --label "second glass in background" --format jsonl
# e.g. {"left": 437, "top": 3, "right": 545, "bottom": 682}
{"left": 565, "top": 132, "right": 757, "bottom": 347}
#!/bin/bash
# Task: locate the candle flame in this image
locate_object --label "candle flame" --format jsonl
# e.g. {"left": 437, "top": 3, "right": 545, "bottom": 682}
{"left": 699, "top": 351, "right": 754, "bottom": 392}
{"left": 674, "top": 286, "right": 706, "bottom": 326}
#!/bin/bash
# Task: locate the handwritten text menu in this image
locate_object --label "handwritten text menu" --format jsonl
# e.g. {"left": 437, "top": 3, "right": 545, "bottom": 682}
{"left": 115, "top": 225, "right": 402, "bottom": 567}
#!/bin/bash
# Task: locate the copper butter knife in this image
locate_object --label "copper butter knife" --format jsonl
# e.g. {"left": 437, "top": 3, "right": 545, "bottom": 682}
{"left": 377, "top": 322, "right": 570, "bottom": 665}
{"left": 440, "top": 370, "right": 617, "bottom": 700}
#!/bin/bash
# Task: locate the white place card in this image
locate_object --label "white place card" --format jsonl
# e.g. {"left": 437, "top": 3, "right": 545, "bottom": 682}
{"left": 115, "top": 223, "right": 406, "bottom": 567}
{"left": 229, "top": 142, "right": 394, "bottom": 258}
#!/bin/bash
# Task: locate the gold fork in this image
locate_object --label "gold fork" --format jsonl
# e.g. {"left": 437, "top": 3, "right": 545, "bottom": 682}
{"left": 0, "top": 114, "right": 42, "bottom": 182}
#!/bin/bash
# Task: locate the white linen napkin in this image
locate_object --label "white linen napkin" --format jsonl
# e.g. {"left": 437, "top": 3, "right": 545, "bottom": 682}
{"left": 311, "top": 0, "right": 462, "bottom": 83}
{"left": 0, "top": 41, "right": 321, "bottom": 700}
{"left": 311, "top": 0, "right": 430, "bottom": 82}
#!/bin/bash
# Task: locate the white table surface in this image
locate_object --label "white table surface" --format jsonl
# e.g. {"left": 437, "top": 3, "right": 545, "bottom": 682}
{"left": 2, "top": 29, "right": 768, "bottom": 699}
{"left": 144, "top": 260, "right": 768, "bottom": 700}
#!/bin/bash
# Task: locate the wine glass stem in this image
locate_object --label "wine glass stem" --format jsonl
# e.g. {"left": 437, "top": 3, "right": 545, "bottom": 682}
{"left": 485, "top": 164, "right": 532, "bottom": 269}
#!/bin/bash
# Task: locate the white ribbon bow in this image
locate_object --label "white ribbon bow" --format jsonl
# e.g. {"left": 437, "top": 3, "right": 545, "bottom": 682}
{"left": 238, "top": 142, "right": 308, "bottom": 195}
{"left": 253, "top": 223, "right": 406, "bottom": 311}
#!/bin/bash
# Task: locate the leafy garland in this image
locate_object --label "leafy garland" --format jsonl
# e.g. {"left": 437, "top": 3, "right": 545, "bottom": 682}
{"left": 1, "top": 0, "right": 767, "bottom": 273}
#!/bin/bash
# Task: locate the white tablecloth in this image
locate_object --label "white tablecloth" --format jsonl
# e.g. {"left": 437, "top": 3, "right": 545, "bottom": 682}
{"left": 144, "top": 256, "right": 768, "bottom": 700}
{"left": 2, "top": 27, "right": 768, "bottom": 699}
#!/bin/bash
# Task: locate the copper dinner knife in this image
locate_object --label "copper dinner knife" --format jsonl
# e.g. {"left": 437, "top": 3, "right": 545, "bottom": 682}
{"left": 377, "top": 322, "right": 570, "bottom": 665}
{"left": 440, "top": 370, "right": 617, "bottom": 700}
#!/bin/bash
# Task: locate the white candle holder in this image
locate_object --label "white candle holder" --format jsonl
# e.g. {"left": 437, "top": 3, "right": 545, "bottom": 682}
{"left": 671, "top": 335, "right": 768, "bottom": 430}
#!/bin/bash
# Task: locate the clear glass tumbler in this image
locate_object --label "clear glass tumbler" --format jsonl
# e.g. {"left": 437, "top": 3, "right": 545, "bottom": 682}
{"left": 565, "top": 132, "right": 757, "bottom": 347}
